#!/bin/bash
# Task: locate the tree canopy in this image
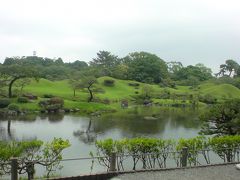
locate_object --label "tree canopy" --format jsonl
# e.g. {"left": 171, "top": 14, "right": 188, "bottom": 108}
{"left": 2, "top": 56, "right": 88, "bottom": 80}
{"left": 0, "top": 64, "right": 39, "bottom": 98}
{"left": 174, "top": 64, "right": 213, "bottom": 84}
{"left": 124, "top": 52, "right": 168, "bottom": 83}
{"left": 216, "top": 59, "right": 239, "bottom": 77}
{"left": 1, "top": 52, "right": 238, "bottom": 89}
{"left": 200, "top": 99, "right": 240, "bottom": 136}
{"left": 90, "top": 51, "right": 120, "bottom": 76}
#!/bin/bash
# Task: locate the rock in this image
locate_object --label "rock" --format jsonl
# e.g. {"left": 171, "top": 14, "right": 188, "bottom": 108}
{"left": 23, "top": 93, "right": 38, "bottom": 100}
{"left": 58, "top": 109, "right": 65, "bottom": 113}
{"left": 64, "top": 108, "right": 70, "bottom": 113}
{"left": 144, "top": 116, "right": 157, "bottom": 120}
{"left": 91, "top": 111, "right": 101, "bottom": 116}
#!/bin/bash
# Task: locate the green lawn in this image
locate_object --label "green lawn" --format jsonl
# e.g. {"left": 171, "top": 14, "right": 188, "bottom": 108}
{"left": 24, "top": 79, "right": 75, "bottom": 99}
{"left": 199, "top": 83, "right": 240, "bottom": 99}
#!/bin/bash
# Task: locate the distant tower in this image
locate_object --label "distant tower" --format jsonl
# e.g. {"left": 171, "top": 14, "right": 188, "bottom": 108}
{"left": 33, "top": 51, "right": 37, "bottom": 56}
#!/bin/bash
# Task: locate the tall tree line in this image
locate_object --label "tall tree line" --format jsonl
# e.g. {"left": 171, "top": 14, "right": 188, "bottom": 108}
{"left": 1, "top": 51, "right": 240, "bottom": 98}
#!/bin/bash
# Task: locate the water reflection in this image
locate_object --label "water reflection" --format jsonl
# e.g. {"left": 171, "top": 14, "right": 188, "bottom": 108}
{"left": 89, "top": 107, "right": 202, "bottom": 138}
{"left": 39, "top": 113, "right": 64, "bottom": 123}
{"left": 73, "top": 119, "right": 97, "bottom": 145}
{"left": 0, "top": 118, "right": 15, "bottom": 140}
{"left": 0, "top": 107, "right": 203, "bottom": 143}
{"left": 0, "top": 107, "right": 204, "bottom": 177}
{"left": 0, "top": 113, "right": 64, "bottom": 141}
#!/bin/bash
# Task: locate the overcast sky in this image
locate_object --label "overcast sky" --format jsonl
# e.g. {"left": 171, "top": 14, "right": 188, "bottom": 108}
{"left": 0, "top": 0, "right": 239, "bottom": 72}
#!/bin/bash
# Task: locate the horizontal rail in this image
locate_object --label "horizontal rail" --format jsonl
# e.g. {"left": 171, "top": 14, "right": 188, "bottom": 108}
{"left": 2, "top": 147, "right": 240, "bottom": 164}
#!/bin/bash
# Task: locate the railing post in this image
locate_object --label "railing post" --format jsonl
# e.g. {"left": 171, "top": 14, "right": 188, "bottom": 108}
{"left": 11, "top": 157, "right": 18, "bottom": 180}
{"left": 109, "top": 153, "right": 116, "bottom": 171}
{"left": 181, "top": 147, "right": 188, "bottom": 167}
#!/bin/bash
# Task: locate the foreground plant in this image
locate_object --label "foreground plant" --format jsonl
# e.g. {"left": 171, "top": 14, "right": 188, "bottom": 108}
{"left": 94, "top": 136, "right": 240, "bottom": 171}
{"left": 0, "top": 138, "right": 70, "bottom": 180}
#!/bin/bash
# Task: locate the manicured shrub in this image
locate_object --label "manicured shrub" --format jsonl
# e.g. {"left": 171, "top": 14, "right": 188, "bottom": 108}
{"left": 49, "top": 97, "right": 64, "bottom": 107}
{"left": 102, "top": 98, "right": 111, "bottom": 104}
{"left": 94, "top": 136, "right": 240, "bottom": 170}
{"left": 8, "top": 103, "right": 20, "bottom": 111}
{"left": 46, "top": 104, "right": 63, "bottom": 112}
{"left": 38, "top": 97, "right": 64, "bottom": 112}
{"left": 158, "top": 89, "right": 171, "bottom": 99}
{"left": 23, "top": 93, "right": 38, "bottom": 100}
{"left": 160, "top": 78, "right": 176, "bottom": 88}
{"left": 93, "top": 88, "right": 105, "bottom": 93}
{"left": 17, "top": 97, "right": 29, "bottom": 103}
{"left": 199, "top": 94, "right": 217, "bottom": 104}
{"left": 39, "top": 100, "right": 49, "bottom": 107}
{"left": 128, "top": 82, "right": 140, "bottom": 87}
{"left": 103, "top": 79, "right": 115, "bottom": 86}
{"left": 0, "top": 98, "right": 11, "bottom": 108}
{"left": 43, "top": 94, "right": 54, "bottom": 98}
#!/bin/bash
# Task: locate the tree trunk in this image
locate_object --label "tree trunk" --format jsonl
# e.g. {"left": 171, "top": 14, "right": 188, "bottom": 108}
{"left": 73, "top": 89, "right": 76, "bottom": 97}
{"left": 8, "top": 77, "right": 21, "bottom": 98}
{"left": 87, "top": 86, "right": 93, "bottom": 102}
{"left": 7, "top": 120, "right": 12, "bottom": 138}
{"left": 26, "top": 163, "right": 35, "bottom": 180}
{"left": 86, "top": 119, "right": 92, "bottom": 133}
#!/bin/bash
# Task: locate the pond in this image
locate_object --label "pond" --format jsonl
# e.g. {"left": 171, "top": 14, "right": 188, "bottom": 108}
{"left": 0, "top": 106, "right": 203, "bottom": 177}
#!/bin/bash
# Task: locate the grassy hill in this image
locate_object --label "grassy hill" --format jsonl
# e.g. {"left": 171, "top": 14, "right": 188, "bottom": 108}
{"left": 10, "top": 76, "right": 240, "bottom": 113}
{"left": 199, "top": 83, "right": 240, "bottom": 99}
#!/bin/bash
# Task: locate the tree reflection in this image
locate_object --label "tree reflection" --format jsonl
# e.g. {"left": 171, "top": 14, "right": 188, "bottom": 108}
{"left": 87, "top": 107, "right": 203, "bottom": 138}
{"left": 73, "top": 118, "right": 97, "bottom": 145}
{"left": 0, "top": 119, "right": 15, "bottom": 140}
{"left": 7, "top": 120, "right": 12, "bottom": 139}
{"left": 48, "top": 113, "right": 64, "bottom": 123}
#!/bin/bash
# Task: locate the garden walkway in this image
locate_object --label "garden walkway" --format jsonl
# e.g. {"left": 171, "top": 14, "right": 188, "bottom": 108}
{"left": 113, "top": 163, "right": 240, "bottom": 180}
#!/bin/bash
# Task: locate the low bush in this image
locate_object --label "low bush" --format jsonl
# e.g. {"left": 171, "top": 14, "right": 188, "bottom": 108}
{"left": 8, "top": 103, "right": 20, "bottom": 111}
{"left": 128, "top": 82, "right": 140, "bottom": 87}
{"left": 23, "top": 93, "right": 38, "bottom": 100}
{"left": 102, "top": 98, "right": 111, "bottom": 105}
{"left": 103, "top": 79, "right": 115, "bottom": 87}
{"left": 199, "top": 94, "right": 217, "bottom": 104}
{"left": 38, "top": 97, "right": 64, "bottom": 112}
{"left": 0, "top": 98, "right": 11, "bottom": 108}
{"left": 160, "top": 78, "right": 176, "bottom": 88}
{"left": 39, "top": 100, "right": 49, "bottom": 107}
{"left": 94, "top": 136, "right": 240, "bottom": 170}
{"left": 48, "top": 97, "right": 64, "bottom": 107}
{"left": 46, "top": 104, "right": 63, "bottom": 112}
{"left": 43, "top": 94, "right": 54, "bottom": 98}
{"left": 93, "top": 88, "right": 105, "bottom": 93}
{"left": 158, "top": 89, "right": 171, "bottom": 99}
{"left": 17, "top": 97, "right": 29, "bottom": 103}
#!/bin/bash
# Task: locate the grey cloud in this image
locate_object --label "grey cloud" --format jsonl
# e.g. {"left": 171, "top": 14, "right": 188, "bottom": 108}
{"left": 0, "top": 0, "right": 239, "bottom": 73}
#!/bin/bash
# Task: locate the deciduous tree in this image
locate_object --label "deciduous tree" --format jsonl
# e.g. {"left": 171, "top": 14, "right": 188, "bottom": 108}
{"left": 0, "top": 64, "right": 39, "bottom": 98}
{"left": 125, "top": 52, "right": 168, "bottom": 83}
{"left": 216, "top": 60, "right": 239, "bottom": 77}
{"left": 79, "top": 76, "right": 97, "bottom": 102}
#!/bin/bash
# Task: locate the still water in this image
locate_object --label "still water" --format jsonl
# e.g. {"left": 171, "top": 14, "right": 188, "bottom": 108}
{"left": 0, "top": 106, "right": 202, "bottom": 177}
